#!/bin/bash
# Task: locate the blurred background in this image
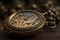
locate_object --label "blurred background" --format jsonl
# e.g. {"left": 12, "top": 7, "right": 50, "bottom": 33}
{"left": 0, "top": 0, "right": 60, "bottom": 40}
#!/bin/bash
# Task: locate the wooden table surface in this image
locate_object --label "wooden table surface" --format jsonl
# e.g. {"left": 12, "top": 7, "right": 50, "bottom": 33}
{"left": 0, "top": 19, "right": 60, "bottom": 40}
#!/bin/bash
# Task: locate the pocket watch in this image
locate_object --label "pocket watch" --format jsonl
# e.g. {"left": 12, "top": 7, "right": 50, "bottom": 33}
{"left": 4, "top": 10, "right": 46, "bottom": 36}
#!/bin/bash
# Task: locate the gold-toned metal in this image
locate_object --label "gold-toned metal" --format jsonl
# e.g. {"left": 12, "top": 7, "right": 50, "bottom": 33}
{"left": 4, "top": 10, "right": 46, "bottom": 33}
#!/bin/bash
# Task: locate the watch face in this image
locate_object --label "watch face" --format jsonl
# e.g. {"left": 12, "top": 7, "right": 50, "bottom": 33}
{"left": 4, "top": 10, "right": 46, "bottom": 32}
{"left": 9, "top": 11, "right": 39, "bottom": 29}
